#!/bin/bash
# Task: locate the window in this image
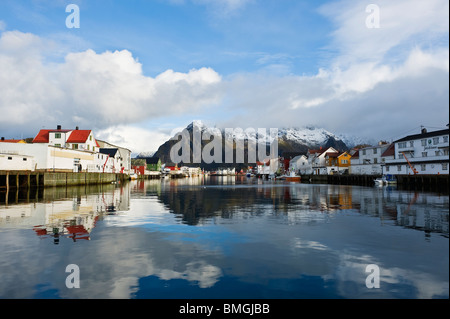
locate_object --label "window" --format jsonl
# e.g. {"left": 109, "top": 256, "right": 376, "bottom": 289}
{"left": 55, "top": 133, "right": 61, "bottom": 139}
{"left": 373, "top": 148, "right": 377, "bottom": 154}
{"left": 421, "top": 164, "right": 426, "bottom": 171}
{"left": 7, "top": 157, "right": 12, "bottom": 160}
{"left": 444, "top": 136, "right": 449, "bottom": 143}
{"left": 23, "top": 158, "right": 27, "bottom": 161}
{"left": 87, "top": 145, "right": 90, "bottom": 151}
{"left": 73, "top": 144, "right": 78, "bottom": 150}
{"left": 409, "top": 141, "right": 414, "bottom": 147}
{"left": 89, "top": 135, "right": 92, "bottom": 141}
{"left": 421, "top": 139, "right": 427, "bottom": 146}
{"left": 374, "top": 158, "right": 378, "bottom": 164}
{"left": 55, "top": 143, "right": 61, "bottom": 147}
{"left": 362, "top": 149, "right": 366, "bottom": 155}
{"left": 398, "top": 142, "right": 407, "bottom": 148}
{"left": 422, "top": 152, "right": 427, "bottom": 157}
{"left": 397, "top": 165, "right": 402, "bottom": 171}
{"left": 445, "top": 149, "right": 449, "bottom": 156}
{"left": 443, "top": 163, "right": 448, "bottom": 170}
{"left": 386, "top": 166, "right": 390, "bottom": 172}
{"left": 435, "top": 151, "right": 441, "bottom": 156}
{"left": 433, "top": 137, "right": 439, "bottom": 145}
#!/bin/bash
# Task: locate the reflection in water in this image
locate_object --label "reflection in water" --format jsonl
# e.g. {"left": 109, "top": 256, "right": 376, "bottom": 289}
{"left": 135, "top": 177, "right": 448, "bottom": 238}
{"left": 0, "top": 177, "right": 448, "bottom": 299}
{"left": 0, "top": 184, "right": 130, "bottom": 244}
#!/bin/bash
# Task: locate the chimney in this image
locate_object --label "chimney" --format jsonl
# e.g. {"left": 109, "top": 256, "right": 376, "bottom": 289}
{"left": 421, "top": 127, "right": 427, "bottom": 134}
{"left": 57, "top": 125, "right": 62, "bottom": 130}
{"left": 76, "top": 126, "right": 79, "bottom": 130}
{"left": 1, "top": 137, "right": 4, "bottom": 141}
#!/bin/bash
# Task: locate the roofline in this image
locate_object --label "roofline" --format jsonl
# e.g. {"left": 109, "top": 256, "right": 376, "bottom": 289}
{"left": 96, "top": 139, "right": 132, "bottom": 152}
{"left": 393, "top": 129, "right": 449, "bottom": 143}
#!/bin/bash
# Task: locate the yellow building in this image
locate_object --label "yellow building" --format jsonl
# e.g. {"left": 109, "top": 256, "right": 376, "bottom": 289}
{"left": 337, "top": 152, "right": 351, "bottom": 168}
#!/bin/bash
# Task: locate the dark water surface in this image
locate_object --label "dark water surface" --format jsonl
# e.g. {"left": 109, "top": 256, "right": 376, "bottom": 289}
{"left": 0, "top": 176, "right": 448, "bottom": 299}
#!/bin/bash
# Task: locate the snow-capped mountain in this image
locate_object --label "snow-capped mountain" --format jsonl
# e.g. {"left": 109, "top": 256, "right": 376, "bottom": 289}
{"left": 187, "top": 120, "right": 351, "bottom": 148}
{"left": 151, "top": 121, "right": 370, "bottom": 168}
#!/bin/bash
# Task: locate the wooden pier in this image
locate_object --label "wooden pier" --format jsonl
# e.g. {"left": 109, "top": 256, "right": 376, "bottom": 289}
{"left": 300, "top": 174, "right": 449, "bottom": 192}
{"left": 0, "top": 170, "right": 128, "bottom": 191}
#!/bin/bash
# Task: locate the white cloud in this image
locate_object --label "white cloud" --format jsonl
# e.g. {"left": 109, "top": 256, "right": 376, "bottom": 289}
{"left": 96, "top": 125, "right": 172, "bottom": 155}
{"left": 0, "top": 21, "right": 6, "bottom": 31}
{"left": 0, "top": 31, "right": 222, "bottom": 134}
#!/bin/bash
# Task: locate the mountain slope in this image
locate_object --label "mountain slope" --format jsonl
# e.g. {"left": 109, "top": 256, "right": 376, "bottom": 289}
{"left": 151, "top": 121, "right": 359, "bottom": 169}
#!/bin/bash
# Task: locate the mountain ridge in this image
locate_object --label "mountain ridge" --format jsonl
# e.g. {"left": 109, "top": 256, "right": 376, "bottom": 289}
{"left": 142, "top": 121, "right": 371, "bottom": 169}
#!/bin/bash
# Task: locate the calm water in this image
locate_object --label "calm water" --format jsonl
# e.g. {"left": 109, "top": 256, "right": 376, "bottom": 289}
{"left": 0, "top": 176, "right": 448, "bottom": 299}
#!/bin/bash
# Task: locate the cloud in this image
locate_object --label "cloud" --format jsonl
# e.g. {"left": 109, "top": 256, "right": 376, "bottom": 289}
{"left": 215, "top": 0, "right": 449, "bottom": 139}
{"left": 96, "top": 124, "right": 172, "bottom": 155}
{"left": 0, "top": 30, "right": 222, "bottom": 135}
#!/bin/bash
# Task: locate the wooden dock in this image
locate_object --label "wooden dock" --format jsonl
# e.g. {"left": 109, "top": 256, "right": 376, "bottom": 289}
{"left": 0, "top": 170, "right": 128, "bottom": 191}
{"left": 300, "top": 174, "right": 449, "bottom": 192}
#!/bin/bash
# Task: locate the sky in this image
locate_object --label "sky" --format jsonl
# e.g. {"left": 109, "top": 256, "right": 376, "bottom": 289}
{"left": 0, "top": 0, "right": 448, "bottom": 154}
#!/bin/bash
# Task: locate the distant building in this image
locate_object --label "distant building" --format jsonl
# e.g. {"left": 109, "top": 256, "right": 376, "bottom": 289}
{"left": 97, "top": 140, "right": 132, "bottom": 175}
{"left": 383, "top": 128, "right": 449, "bottom": 175}
{"left": 350, "top": 142, "right": 392, "bottom": 175}
{"left": 145, "top": 157, "right": 162, "bottom": 171}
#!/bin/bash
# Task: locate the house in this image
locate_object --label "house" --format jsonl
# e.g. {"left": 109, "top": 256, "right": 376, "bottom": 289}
{"left": 132, "top": 165, "right": 146, "bottom": 176}
{"left": 349, "top": 142, "right": 392, "bottom": 175}
{"left": 384, "top": 127, "right": 449, "bottom": 175}
{"left": 145, "top": 157, "right": 162, "bottom": 171}
{"left": 256, "top": 158, "right": 279, "bottom": 176}
{"left": 289, "top": 155, "right": 312, "bottom": 175}
{"left": 32, "top": 125, "right": 100, "bottom": 152}
{"left": 99, "top": 148, "right": 121, "bottom": 173}
{"left": 308, "top": 147, "right": 338, "bottom": 175}
{"left": 323, "top": 151, "right": 351, "bottom": 174}
{"left": 97, "top": 140, "right": 132, "bottom": 175}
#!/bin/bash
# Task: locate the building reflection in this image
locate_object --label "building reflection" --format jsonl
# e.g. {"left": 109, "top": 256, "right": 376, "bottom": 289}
{"left": 149, "top": 177, "right": 448, "bottom": 237}
{"left": 0, "top": 183, "right": 130, "bottom": 244}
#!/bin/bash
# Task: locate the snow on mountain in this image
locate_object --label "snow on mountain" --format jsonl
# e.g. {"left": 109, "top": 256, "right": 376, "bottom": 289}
{"left": 187, "top": 121, "right": 359, "bottom": 149}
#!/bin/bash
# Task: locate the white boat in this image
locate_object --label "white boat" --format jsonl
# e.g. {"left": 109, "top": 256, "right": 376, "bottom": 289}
{"left": 374, "top": 174, "right": 397, "bottom": 186}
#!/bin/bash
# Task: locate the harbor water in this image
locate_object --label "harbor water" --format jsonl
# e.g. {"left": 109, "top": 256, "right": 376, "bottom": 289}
{"left": 0, "top": 176, "right": 448, "bottom": 299}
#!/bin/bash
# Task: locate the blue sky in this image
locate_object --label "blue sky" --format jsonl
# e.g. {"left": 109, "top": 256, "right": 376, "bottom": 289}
{"left": 0, "top": 0, "right": 448, "bottom": 153}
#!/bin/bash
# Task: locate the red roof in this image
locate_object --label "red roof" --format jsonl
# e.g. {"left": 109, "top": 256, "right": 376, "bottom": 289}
{"left": 66, "top": 130, "right": 92, "bottom": 143}
{"left": 32, "top": 129, "right": 72, "bottom": 143}
{"left": 381, "top": 143, "right": 395, "bottom": 157}
{"left": 32, "top": 129, "right": 93, "bottom": 144}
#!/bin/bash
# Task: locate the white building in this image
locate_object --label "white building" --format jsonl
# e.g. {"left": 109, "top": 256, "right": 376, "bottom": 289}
{"left": 257, "top": 158, "right": 279, "bottom": 175}
{"left": 33, "top": 125, "right": 100, "bottom": 153}
{"left": 0, "top": 153, "right": 34, "bottom": 171}
{"left": 97, "top": 140, "right": 132, "bottom": 175}
{"left": 349, "top": 142, "right": 392, "bottom": 175}
{"left": 308, "top": 147, "right": 338, "bottom": 175}
{"left": 289, "top": 155, "right": 313, "bottom": 175}
{"left": 384, "top": 128, "right": 449, "bottom": 175}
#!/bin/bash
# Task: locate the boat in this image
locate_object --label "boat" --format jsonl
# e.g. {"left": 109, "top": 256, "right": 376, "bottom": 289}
{"left": 374, "top": 174, "right": 397, "bottom": 186}
{"left": 285, "top": 171, "right": 301, "bottom": 182}
{"left": 129, "top": 173, "right": 138, "bottom": 180}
